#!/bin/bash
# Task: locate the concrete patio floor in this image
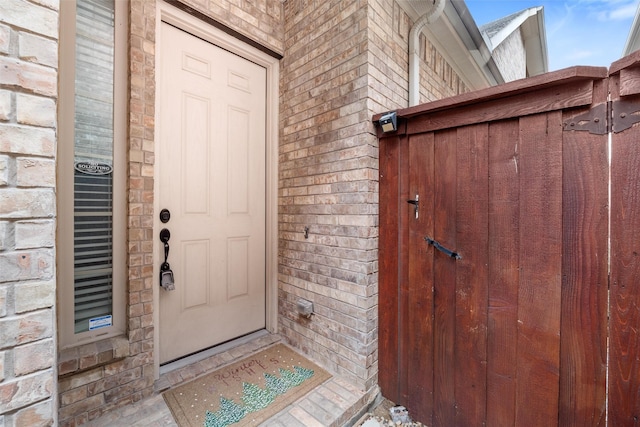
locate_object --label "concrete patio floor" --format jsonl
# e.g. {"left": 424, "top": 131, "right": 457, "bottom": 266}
{"left": 83, "top": 332, "right": 378, "bottom": 427}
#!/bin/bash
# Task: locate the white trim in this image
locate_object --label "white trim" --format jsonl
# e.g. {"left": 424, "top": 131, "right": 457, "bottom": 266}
{"left": 153, "top": 0, "right": 279, "bottom": 376}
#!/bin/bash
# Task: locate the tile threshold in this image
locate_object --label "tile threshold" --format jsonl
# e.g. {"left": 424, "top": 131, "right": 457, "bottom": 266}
{"left": 84, "top": 332, "right": 378, "bottom": 427}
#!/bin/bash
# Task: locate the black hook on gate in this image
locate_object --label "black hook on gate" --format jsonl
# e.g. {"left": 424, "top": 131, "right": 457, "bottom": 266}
{"left": 425, "top": 237, "right": 461, "bottom": 260}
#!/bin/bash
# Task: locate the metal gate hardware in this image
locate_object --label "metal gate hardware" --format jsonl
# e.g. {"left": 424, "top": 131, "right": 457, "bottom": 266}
{"left": 407, "top": 195, "right": 419, "bottom": 219}
{"left": 424, "top": 237, "right": 461, "bottom": 260}
{"left": 563, "top": 103, "right": 607, "bottom": 134}
{"left": 611, "top": 98, "right": 640, "bottom": 133}
{"left": 563, "top": 100, "right": 640, "bottom": 134}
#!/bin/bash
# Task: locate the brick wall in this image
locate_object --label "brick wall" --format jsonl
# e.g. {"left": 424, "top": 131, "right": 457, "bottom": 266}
{"left": 368, "top": 0, "right": 468, "bottom": 111}
{"left": 416, "top": 33, "right": 470, "bottom": 102}
{"left": 278, "top": 0, "right": 469, "bottom": 392}
{"left": 368, "top": 0, "right": 411, "bottom": 111}
{"left": 278, "top": 0, "right": 377, "bottom": 389}
{"left": 168, "top": 0, "right": 284, "bottom": 55}
{"left": 0, "top": 0, "right": 59, "bottom": 426}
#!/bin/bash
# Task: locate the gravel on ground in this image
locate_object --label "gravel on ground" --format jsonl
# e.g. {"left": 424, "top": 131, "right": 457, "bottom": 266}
{"left": 353, "top": 398, "right": 426, "bottom": 427}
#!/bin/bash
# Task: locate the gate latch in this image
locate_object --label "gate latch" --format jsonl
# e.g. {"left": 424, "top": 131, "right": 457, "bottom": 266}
{"left": 425, "top": 237, "right": 461, "bottom": 260}
{"left": 407, "top": 195, "right": 419, "bottom": 219}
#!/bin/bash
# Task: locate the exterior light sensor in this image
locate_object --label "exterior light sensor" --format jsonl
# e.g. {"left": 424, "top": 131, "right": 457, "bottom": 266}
{"left": 379, "top": 111, "right": 398, "bottom": 133}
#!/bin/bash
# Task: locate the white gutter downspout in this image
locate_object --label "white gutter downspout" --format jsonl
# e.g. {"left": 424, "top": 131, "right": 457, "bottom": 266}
{"left": 409, "top": 0, "right": 446, "bottom": 106}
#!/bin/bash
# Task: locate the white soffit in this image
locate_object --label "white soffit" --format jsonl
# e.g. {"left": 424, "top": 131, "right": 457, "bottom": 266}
{"left": 624, "top": 2, "right": 640, "bottom": 56}
{"left": 521, "top": 7, "right": 548, "bottom": 76}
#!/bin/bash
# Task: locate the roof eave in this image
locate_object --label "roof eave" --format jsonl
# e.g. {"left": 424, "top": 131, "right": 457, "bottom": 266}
{"left": 398, "top": 0, "right": 504, "bottom": 90}
{"left": 521, "top": 7, "right": 549, "bottom": 75}
{"left": 623, "top": 2, "right": 640, "bottom": 56}
{"left": 481, "top": 6, "right": 548, "bottom": 76}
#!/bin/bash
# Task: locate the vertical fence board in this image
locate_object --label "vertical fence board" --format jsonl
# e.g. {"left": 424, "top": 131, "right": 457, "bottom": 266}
{"left": 515, "top": 112, "right": 563, "bottom": 425}
{"left": 610, "top": 132, "right": 640, "bottom": 425}
{"left": 378, "top": 135, "right": 403, "bottom": 403}
{"left": 559, "top": 78, "right": 608, "bottom": 427}
{"left": 453, "top": 124, "right": 489, "bottom": 426}
{"left": 486, "top": 119, "right": 520, "bottom": 426}
{"left": 407, "top": 133, "right": 435, "bottom": 425}
{"left": 432, "top": 129, "right": 458, "bottom": 426}
{"left": 610, "top": 79, "right": 640, "bottom": 424}
{"left": 397, "top": 134, "right": 411, "bottom": 403}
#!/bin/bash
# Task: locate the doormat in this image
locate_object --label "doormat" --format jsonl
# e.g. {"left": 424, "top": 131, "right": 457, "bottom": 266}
{"left": 163, "top": 344, "right": 331, "bottom": 427}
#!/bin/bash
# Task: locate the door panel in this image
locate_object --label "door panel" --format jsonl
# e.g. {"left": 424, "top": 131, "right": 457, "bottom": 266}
{"left": 158, "top": 22, "right": 266, "bottom": 364}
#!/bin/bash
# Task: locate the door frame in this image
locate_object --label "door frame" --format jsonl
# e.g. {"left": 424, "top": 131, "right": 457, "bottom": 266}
{"left": 153, "top": 1, "right": 279, "bottom": 375}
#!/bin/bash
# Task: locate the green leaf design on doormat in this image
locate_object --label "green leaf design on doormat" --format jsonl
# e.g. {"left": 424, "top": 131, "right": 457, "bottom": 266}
{"left": 263, "top": 373, "right": 288, "bottom": 396}
{"left": 203, "top": 366, "right": 315, "bottom": 427}
{"left": 204, "top": 397, "right": 246, "bottom": 427}
{"left": 241, "top": 382, "right": 275, "bottom": 413}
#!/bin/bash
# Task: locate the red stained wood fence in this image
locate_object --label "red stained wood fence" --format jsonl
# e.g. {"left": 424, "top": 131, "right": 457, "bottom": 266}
{"left": 376, "top": 52, "right": 640, "bottom": 426}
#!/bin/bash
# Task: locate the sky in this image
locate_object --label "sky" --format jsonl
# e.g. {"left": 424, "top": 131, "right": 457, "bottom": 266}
{"left": 466, "top": 0, "right": 640, "bottom": 71}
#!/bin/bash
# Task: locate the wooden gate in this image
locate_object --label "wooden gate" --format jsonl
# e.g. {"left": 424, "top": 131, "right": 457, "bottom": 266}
{"left": 377, "top": 52, "right": 640, "bottom": 426}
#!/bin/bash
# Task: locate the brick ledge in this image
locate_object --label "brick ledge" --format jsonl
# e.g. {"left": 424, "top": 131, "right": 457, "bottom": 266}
{"left": 58, "top": 336, "right": 130, "bottom": 378}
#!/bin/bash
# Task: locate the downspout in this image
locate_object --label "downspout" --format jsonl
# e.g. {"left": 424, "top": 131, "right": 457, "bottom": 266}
{"left": 409, "top": 0, "right": 446, "bottom": 106}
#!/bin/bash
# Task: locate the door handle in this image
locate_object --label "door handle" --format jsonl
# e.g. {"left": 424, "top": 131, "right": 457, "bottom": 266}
{"left": 159, "top": 228, "right": 175, "bottom": 290}
{"left": 407, "top": 194, "right": 419, "bottom": 219}
{"left": 425, "top": 236, "right": 461, "bottom": 260}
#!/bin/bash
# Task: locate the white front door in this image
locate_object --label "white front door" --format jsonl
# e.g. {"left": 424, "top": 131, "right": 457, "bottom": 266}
{"left": 158, "top": 22, "right": 266, "bottom": 364}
